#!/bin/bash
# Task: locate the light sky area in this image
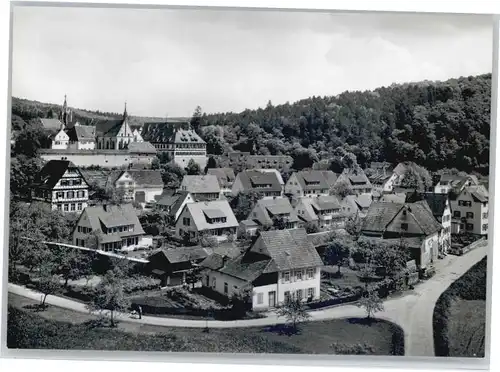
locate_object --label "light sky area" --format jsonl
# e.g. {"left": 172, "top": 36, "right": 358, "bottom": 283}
{"left": 11, "top": 6, "right": 493, "bottom": 117}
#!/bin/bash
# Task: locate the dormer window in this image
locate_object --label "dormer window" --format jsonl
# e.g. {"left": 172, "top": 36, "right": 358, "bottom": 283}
{"left": 401, "top": 223, "right": 408, "bottom": 230}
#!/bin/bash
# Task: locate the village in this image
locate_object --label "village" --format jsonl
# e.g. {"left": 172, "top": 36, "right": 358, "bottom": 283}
{"left": 7, "top": 95, "right": 490, "bottom": 335}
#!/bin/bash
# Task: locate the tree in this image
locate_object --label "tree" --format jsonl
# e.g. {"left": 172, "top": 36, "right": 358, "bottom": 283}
{"left": 190, "top": 106, "right": 203, "bottom": 134}
{"left": 160, "top": 162, "right": 186, "bottom": 188}
{"left": 370, "top": 241, "right": 410, "bottom": 279}
{"left": 356, "top": 289, "right": 384, "bottom": 319}
{"left": 204, "top": 156, "right": 218, "bottom": 173}
{"left": 230, "top": 191, "right": 261, "bottom": 221}
{"left": 185, "top": 159, "right": 201, "bottom": 175}
{"left": 330, "top": 180, "right": 353, "bottom": 198}
{"left": 277, "top": 297, "right": 312, "bottom": 332}
{"left": 35, "top": 264, "right": 61, "bottom": 309}
{"left": 324, "top": 238, "right": 351, "bottom": 274}
{"left": 399, "top": 162, "right": 433, "bottom": 192}
{"left": 88, "top": 269, "right": 129, "bottom": 327}
{"left": 185, "top": 260, "right": 202, "bottom": 290}
{"left": 230, "top": 286, "right": 253, "bottom": 316}
{"left": 53, "top": 246, "right": 96, "bottom": 287}
{"left": 13, "top": 126, "right": 51, "bottom": 158}
{"left": 271, "top": 216, "right": 287, "bottom": 230}
{"left": 305, "top": 222, "right": 319, "bottom": 234}
{"left": 10, "top": 155, "right": 45, "bottom": 198}
{"left": 345, "top": 212, "right": 362, "bottom": 237}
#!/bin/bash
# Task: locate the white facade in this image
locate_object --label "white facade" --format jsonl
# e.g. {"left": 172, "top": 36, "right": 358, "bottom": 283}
{"left": 132, "top": 129, "right": 144, "bottom": 143}
{"left": 372, "top": 173, "right": 397, "bottom": 194}
{"left": 51, "top": 129, "right": 70, "bottom": 149}
{"left": 420, "top": 232, "right": 440, "bottom": 269}
{"left": 115, "top": 171, "right": 163, "bottom": 207}
{"left": 450, "top": 191, "right": 489, "bottom": 236}
{"left": 76, "top": 140, "right": 96, "bottom": 150}
{"left": 440, "top": 201, "right": 452, "bottom": 253}
{"left": 32, "top": 167, "right": 89, "bottom": 214}
{"left": 40, "top": 150, "right": 156, "bottom": 168}
{"left": 284, "top": 173, "right": 329, "bottom": 198}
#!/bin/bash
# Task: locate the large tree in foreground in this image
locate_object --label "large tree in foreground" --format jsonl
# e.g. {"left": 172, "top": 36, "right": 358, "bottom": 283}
{"left": 277, "top": 297, "right": 311, "bottom": 333}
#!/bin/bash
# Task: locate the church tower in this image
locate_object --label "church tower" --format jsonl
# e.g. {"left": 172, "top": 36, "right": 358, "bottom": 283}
{"left": 59, "top": 94, "right": 73, "bottom": 128}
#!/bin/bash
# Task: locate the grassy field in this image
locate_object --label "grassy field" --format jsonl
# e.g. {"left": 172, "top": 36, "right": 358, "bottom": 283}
{"left": 8, "top": 294, "right": 403, "bottom": 355}
{"left": 433, "top": 256, "right": 487, "bottom": 358}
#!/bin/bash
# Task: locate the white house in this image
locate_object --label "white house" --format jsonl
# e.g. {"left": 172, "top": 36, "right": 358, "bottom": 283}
{"left": 200, "top": 228, "right": 323, "bottom": 310}
{"left": 113, "top": 170, "right": 164, "bottom": 207}
{"left": 434, "top": 174, "right": 479, "bottom": 195}
{"left": 284, "top": 170, "right": 337, "bottom": 198}
{"left": 51, "top": 128, "right": 70, "bottom": 149}
{"left": 361, "top": 202, "right": 443, "bottom": 270}
{"left": 247, "top": 197, "right": 300, "bottom": 230}
{"left": 72, "top": 203, "right": 146, "bottom": 252}
{"left": 294, "top": 195, "right": 344, "bottom": 231}
{"left": 31, "top": 160, "right": 89, "bottom": 214}
{"left": 449, "top": 185, "right": 489, "bottom": 236}
{"left": 179, "top": 175, "right": 222, "bottom": 201}
{"left": 176, "top": 200, "right": 239, "bottom": 243}
{"left": 232, "top": 169, "right": 283, "bottom": 199}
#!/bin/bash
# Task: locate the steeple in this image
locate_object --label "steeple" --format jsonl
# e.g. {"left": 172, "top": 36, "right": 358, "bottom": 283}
{"left": 123, "top": 101, "right": 128, "bottom": 120}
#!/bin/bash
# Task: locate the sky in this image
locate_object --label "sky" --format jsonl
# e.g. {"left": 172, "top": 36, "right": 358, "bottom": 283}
{"left": 11, "top": 6, "right": 493, "bottom": 118}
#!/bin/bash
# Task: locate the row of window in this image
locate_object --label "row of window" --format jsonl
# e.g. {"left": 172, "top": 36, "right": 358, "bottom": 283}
{"left": 281, "top": 268, "right": 315, "bottom": 282}
{"left": 60, "top": 179, "right": 83, "bottom": 187}
{"left": 56, "top": 203, "right": 83, "bottom": 212}
{"left": 453, "top": 211, "right": 488, "bottom": 219}
{"left": 55, "top": 190, "right": 86, "bottom": 199}
{"left": 206, "top": 217, "right": 227, "bottom": 224}
{"left": 104, "top": 225, "right": 134, "bottom": 234}
{"left": 458, "top": 200, "right": 473, "bottom": 207}
{"left": 459, "top": 223, "right": 488, "bottom": 232}
{"left": 77, "top": 226, "right": 92, "bottom": 234}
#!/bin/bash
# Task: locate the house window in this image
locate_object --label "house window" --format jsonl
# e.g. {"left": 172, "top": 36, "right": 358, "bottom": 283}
{"left": 70, "top": 204, "right": 76, "bottom": 211}
{"left": 458, "top": 200, "right": 472, "bottom": 207}
{"left": 56, "top": 192, "right": 64, "bottom": 199}
{"left": 183, "top": 217, "right": 190, "bottom": 226}
{"left": 67, "top": 191, "right": 75, "bottom": 198}
{"left": 453, "top": 211, "right": 461, "bottom": 218}
{"left": 483, "top": 224, "right": 488, "bottom": 231}
{"left": 224, "top": 282, "right": 228, "bottom": 295}
{"left": 401, "top": 223, "right": 408, "bottom": 231}
{"left": 211, "top": 278, "right": 216, "bottom": 289}
{"left": 282, "top": 271, "right": 290, "bottom": 282}
{"left": 307, "top": 268, "right": 314, "bottom": 279}
{"left": 483, "top": 212, "right": 488, "bottom": 219}
{"left": 307, "top": 287, "right": 315, "bottom": 299}
{"left": 63, "top": 204, "right": 69, "bottom": 212}
{"left": 466, "top": 212, "right": 474, "bottom": 219}
{"left": 56, "top": 204, "right": 62, "bottom": 211}
{"left": 296, "top": 289, "right": 303, "bottom": 301}
{"left": 284, "top": 291, "right": 291, "bottom": 302}
{"left": 295, "top": 270, "right": 303, "bottom": 281}
{"left": 466, "top": 223, "right": 474, "bottom": 231}
{"left": 257, "top": 293, "right": 264, "bottom": 304}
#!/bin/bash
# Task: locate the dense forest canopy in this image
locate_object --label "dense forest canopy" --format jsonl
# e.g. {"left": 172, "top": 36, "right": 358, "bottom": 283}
{"left": 11, "top": 74, "right": 491, "bottom": 174}
{"left": 198, "top": 74, "right": 491, "bottom": 174}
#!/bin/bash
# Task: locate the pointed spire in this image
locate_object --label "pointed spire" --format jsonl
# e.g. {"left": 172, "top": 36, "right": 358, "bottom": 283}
{"left": 63, "top": 94, "right": 67, "bottom": 108}
{"left": 123, "top": 101, "right": 128, "bottom": 119}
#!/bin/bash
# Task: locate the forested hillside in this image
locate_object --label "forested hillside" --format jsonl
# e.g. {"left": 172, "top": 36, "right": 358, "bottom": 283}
{"left": 198, "top": 74, "right": 491, "bottom": 174}
{"left": 11, "top": 74, "right": 491, "bottom": 174}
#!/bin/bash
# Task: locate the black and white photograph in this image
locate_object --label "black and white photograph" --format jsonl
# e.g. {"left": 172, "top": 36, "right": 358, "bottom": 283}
{"left": 3, "top": 1, "right": 495, "bottom": 362}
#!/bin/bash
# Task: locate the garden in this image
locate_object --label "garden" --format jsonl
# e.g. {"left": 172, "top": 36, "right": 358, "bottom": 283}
{"left": 433, "top": 256, "right": 487, "bottom": 358}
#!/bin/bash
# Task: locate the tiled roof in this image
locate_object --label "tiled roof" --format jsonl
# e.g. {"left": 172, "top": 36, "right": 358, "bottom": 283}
{"left": 173, "top": 129, "right": 206, "bottom": 144}
{"left": 66, "top": 125, "right": 96, "bottom": 142}
{"left": 184, "top": 200, "right": 238, "bottom": 231}
{"left": 240, "top": 219, "right": 259, "bottom": 227}
{"left": 80, "top": 169, "right": 110, "bottom": 189}
{"left": 200, "top": 253, "right": 226, "bottom": 270}
{"left": 379, "top": 193, "right": 407, "bottom": 204}
{"left": 39, "top": 118, "right": 63, "bottom": 131}
{"left": 254, "top": 169, "right": 285, "bottom": 185}
{"left": 253, "top": 228, "right": 324, "bottom": 272}
{"left": 157, "top": 246, "right": 210, "bottom": 264}
{"left": 128, "top": 141, "right": 157, "bottom": 154}
{"left": 119, "top": 170, "right": 163, "bottom": 187}
{"left": 467, "top": 185, "right": 489, "bottom": 203}
{"left": 321, "top": 170, "right": 338, "bottom": 187}
{"left": 32, "top": 160, "right": 80, "bottom": 189}
{"left": 82, "top": 203, "right": 145, "bottom": 236}
{"left": 219, "top": 252, "right": 273, "bottom": 282}
{"left": 156, "top": 190, "right": 191, "bottom": 216}
{"left": 406, "top": 192, "right": 448, "bottom": 217}
{"left": 207, "top": 168, "right": 236, "bottom": 188}
{"left": 237, "top": 170, "right": 282, "bottom": 193}
{"left": 95, "top": 119, "right": 126, "bottom": 137}
{"left": 358, "top": 235, "right": 425, "bottom": 250}
{"left": 251, "top": 197, "right": 299, "bottom": 226}
{"left": 180, "top": 175, "right": 221, "bottom": 194}
{"left": 294, "top": 170, "right": 331, "bottom": 191}
{"left": 361, "top": 202, "right": 404, "bottom": 233}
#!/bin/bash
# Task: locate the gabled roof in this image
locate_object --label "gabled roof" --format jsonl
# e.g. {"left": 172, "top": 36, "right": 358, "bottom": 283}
{"left": 117, "top": 170, "right": 163, "bottom": 187}
{"left": 293, "top": 170, "right": 331, "bottom": 191}
{"left": 156, "top": 190, "right": 191, "bottom": 216}
{"left": 321, "top": 170, "right": 338, "bottom": 187}
{"left": 180, "top": 175, "right": 221, "bottom": 194}
{"left": 127, "top": 141, "right": 157, "bottom": 154}
{"left": 183, "top": 200, "right": 238, "bottom": 231}
{"left": 358, "top": 235, "right": 425, "bottom": 250}
{"left": 344, "top": 193, "right": 373, "bottom": 210}
{"left": 80, "top": 169, "right": 110, "bottom": 189}
{"left": 207, "top": 168, "right": 236, "bottom": 188}
{"left": 466, "top": 185, "right": 489, "bottom": 203}
{"left": 252, "top": 228, "right": 323, "bottom": 272}
{"left": 218, "top": 252, "right": 273, "bottom": 282}
{"left": 39, "top": 118, "right": 63, "bottom": 131}
{"left": 95, "top": 119, "right": 126, "bottom": 137}
{"left": 237, "top": 170, "right": 282, "bottom": 193}
{"left": 66, "top": 125, "right": 96, "bottom": 142}
{"left": 393, "top": 162, "right": 411, "bottom": 176}
{"left": 340, "top": 168, "right": 371, "bottom": 188}
{"left": 362, "top": 201, "right": 442, "bottom": 236}
{"left": 406, "top": 192, "right": 448, "bottom": 217}
{"left": 81, "top": 203, "right": 145, "bottom": 236}
{"left": 140, "top": 121, "right": 189, "bottom": 143}
{"left": 32, "top": 160, "right": 82, "bottom": 189}
{"left": 153, "top": 246, "right": 210, "bottom": 264}
{"left": 251, "top": 197, "right": 299, "bottom": 226}
{"left": 173, "top": 128, "right": 206, "bottom": 144}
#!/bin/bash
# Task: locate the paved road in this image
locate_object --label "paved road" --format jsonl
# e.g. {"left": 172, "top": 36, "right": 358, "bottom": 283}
{"left": 8, "top": 240, "right": 487, "bottom": 357}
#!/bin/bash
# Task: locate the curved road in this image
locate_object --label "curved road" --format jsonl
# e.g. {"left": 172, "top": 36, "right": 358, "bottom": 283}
{"left": 8, "top": 240, "right": 487, "bottom": 357}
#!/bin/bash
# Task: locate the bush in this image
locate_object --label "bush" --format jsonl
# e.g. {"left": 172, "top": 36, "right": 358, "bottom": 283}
{"left": 331, "top": 342, "right": 376, "bottom": 355}
{"left": 122, "top": 276, "right": 161, "bottom": 294}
